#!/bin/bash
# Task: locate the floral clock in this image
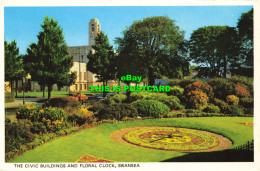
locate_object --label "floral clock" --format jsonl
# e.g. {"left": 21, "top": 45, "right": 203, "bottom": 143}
{"left": 123, "top": 127, "right": 219, "bottom": 152}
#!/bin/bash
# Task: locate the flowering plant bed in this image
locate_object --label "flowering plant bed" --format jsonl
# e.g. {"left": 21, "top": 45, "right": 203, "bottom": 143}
{"left": 236, "top": 122, "right": 253, "bottom": 126}
{"left": 76, "top": 155, "right": 113, "bottom": 163}
{"left": 120, "top": 127, "right": 232, "bottom": 152}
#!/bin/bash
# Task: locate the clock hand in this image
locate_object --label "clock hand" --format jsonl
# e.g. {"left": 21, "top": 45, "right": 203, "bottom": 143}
{"left": 150, "top": 133, "right": 173, "bottom": 142}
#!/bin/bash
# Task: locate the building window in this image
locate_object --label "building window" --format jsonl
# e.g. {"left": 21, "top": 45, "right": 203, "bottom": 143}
{"left": 84, "top": 72, "right": 87, "bottom": 80}
{"left": 92, "top": 27, "right": 94, "bottom": 32}
{"left": 79, "top": 72, "right": 82, "bottom": 80}
{"left": 75, "top": 84, "right": 78, "bottom": 91}
{"left": 80, "top": 84, "right": 82, "bottom": 90}
{"left": 84, "top": 84, "right": 87, "bottom": 90}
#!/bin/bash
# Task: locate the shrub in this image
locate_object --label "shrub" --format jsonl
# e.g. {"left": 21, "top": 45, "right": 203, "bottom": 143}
{"left": 31, "top": 122, "right": 47, "bottom": 134}
{"left": 102, "top": 97, "right": 115, "bottom": 105}
{"left": 127, "top": 92, "right": 147, "bottom": 102}
{"left": 167, "top": 79, "right": 179, "bottom": 86}
{"left": 145, "top": 92, "right": 168, "bottom": 100}
{"left": 226, "top": 95, "right": 239, "bottom": 106}
{"left": 178, "top": 78, "right": 199, "bottom": 88}
{"left": 228, "top": 105, "right": 244, "bottom": 116}
{"left": 208, "top": 78, "right": 234, "bottom": 100}
{"left": 111, "top": 93, "right": 127, "bottom": 103}
{"left": 157, "top": 96, "right": 184, "bottom": 110}
{"left": 57, "top": 130, "right": 66, "bottom": 136}
{"left": 43, "top": 97, "right": 81, "bottom": 109}
{"left": 99, "top": 103, "right": 138, "bottom": 120}
{"left": 5, "top": 120, "right": 35, "bottom": 153}
{"left": 214, "top": 98, "right": 230, "bottom": 114}
{"left": 40, "top": 134, "right": 51, "bottom": 143}
{"left": 234, "top": 83, "right": 250, "bottom": 98}
{"left": 17, "top": 105, "right": 67, "bottom": 132}
{"left": 203, "top": 104, "right": 220, "bottom": 113}
{"left": 185, "top": 81, "right": 213, "bottom": 98}
{"left": 167, "top": 86, "right": 184, "bottom": 96}
{"left": 229, "top": 75, "right": 253, "bottom": 96}
{"left": 88, "top": 101, "right": 107, "bottom": 115}
{"left": 240, "top": 97, "right": 253, "bottom": 108}
{"left": 67, "top": 108, "right": 93, "bottom": 126}
{"left": 186, "top": 90, "right": 209, "bottom": 109}
{"left": 132, "top": 100, "right": 170, "bottom": 118}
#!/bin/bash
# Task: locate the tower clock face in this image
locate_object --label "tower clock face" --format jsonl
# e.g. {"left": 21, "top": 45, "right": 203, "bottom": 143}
{"left": 123, "top": 127, "right": 219, "bottom": 151}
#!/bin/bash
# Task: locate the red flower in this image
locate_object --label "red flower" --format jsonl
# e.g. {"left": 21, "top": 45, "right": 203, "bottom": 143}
{"left": 76, "top": 124, "right": 79, "bottom": 127}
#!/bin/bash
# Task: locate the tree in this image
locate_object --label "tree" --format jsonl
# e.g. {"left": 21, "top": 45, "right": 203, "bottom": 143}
{"left": 190, "top": 26, "right": 239, "bottom": 77}
{"left": 5, "top": 40, "right": 26, "bottom": 96}
{"left": 236, "top": 8, "right": 253, "bottom": 75}
{"left": 116, "top": 16, "right": 186, "bottom": 85}
{"left": 24, "top": 16, "right": 76, "bottom": 99}
{"left": 87, "top": 31, "right": 116, "bottom": 98}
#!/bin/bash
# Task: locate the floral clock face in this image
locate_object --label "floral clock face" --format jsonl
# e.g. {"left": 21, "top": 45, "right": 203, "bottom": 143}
{"left": 123, "top": 127, "right": 219, "bottom": 151}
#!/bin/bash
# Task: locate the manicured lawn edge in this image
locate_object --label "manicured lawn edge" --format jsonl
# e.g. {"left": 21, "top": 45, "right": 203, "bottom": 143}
{"left": 9, "top": 117, "right": 253, "bottom": 163}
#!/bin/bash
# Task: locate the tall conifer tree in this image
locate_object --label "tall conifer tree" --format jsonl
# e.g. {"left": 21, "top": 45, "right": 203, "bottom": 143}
{"left": 25, "top": 16, "right": 76, "bottom": 99}
{"left": 87, "top": 31, "right": 116, "bottom": 98}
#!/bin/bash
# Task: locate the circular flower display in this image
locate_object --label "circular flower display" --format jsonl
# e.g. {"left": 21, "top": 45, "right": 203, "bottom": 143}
{"left": 123, "top": 127, "right": 219, "bottom": 151}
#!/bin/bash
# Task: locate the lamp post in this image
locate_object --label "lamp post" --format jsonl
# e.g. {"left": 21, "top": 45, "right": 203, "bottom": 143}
{"left": 23, "top": 77, "right": 25, "bottom": 105}
{"left": 78, "top": 48, "right": 82, "bottom": 102}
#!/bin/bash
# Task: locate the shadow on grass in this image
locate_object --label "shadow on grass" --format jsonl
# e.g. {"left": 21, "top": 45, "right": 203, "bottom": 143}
{"left": 162, "top": 149, "right": 253, "bottom": 162}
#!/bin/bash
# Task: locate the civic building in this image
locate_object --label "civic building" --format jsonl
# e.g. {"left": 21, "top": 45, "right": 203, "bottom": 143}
{"left": 9, "top": 18, "right": 117, "bottom": 93}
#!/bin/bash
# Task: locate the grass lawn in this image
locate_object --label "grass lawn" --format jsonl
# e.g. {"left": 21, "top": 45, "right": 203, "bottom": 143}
{"left": 9, "top": 117, "right": 253, "bottom": 163}
{"left": 16, "top": 91, "right": 101, "bottom": 97}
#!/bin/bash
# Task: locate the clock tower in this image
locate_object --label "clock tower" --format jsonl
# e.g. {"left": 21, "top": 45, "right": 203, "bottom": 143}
{"left": 89, "top": 18, "right": 101, "bottom": 46}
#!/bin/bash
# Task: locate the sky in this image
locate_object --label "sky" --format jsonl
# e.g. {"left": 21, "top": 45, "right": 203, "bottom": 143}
{"left": 4, "top": 6, "right": 252, "bottom": 55}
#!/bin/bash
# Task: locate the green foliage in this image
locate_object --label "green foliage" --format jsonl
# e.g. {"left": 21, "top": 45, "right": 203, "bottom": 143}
{"left": 88, "top": 101, "right": 108, "bottom": 115}
{"left": 157, "top": 96, "right": 184, "bottom": 110}
{"left": 43, "top": 97, "right": 81, "bottom": 109}
{"left": 16, "top": 105, "right": 67, "bottom": 132}
{"left": 5, "top": 119, "right": 35, "bottom": 153}
{"left": 167, "top": 86, "right": 184, "bottom": 96}
{"left": 190, "top": 26, "right": 239, "bottom": 77}
{"left": 31, "top": 122, "right": 47, "bottom": 134}
{"left": 240, "top": 96, "right": 253, "bottom": 109}
{"left": 116, "top": 16, "right": 186, "bottom": 85}
{"left": 102, "top": 97, "right": 116, "bottom": 105}
{"left": 226, "top": 95, "right": 239, "bottom": 106}
{"left": 144, "top": 93, "right": 183, "bottom": 110}
{"left": 213, "top": 98, "right": 230, "bottom": 114}
{"left": 127, "top": 91, "right": 149, "bottom": 103}
{"left": 208, "top": 78, "right": 234, "bottom": 100}
{"left": 228, "top": 105, "right": 244, "bottom": 116}
{"left": 87, "top": 31, "right": 116, "bottom": 98}
{"left": 237, "top": 8, "right": 253, "bottom": 68}
{"left": 178, "top": 78, "right": 199, "bottom": 89}
{"left": 203, "top": 104, "right": 220, "bottom": 113}
{"left": 111, "top": 93, "right": 127, "bottom": 103}
{"left": 67, "top": 108, "right": 93, "bottom": 126}
{"left": 99, "top": 103, "right": 138, "bottom": 120}
{"left": 24, "top": 16, "right": 76, "bottom": 99}
{"left": 4, "top": 40, "right": 26, "bottom": 92}
{"left": 132, "top": 100, "right": 170, "bottom": 118}
{"left": 167, "top": 79, "right": 179, "bottom": 86}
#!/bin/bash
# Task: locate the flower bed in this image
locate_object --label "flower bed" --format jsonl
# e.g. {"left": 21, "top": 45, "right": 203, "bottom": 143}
{"left": 122, "top": 127, "right": 231, "bottom": 152}
{"left": 76, "top": 155, "right": 113, "bottom": 163}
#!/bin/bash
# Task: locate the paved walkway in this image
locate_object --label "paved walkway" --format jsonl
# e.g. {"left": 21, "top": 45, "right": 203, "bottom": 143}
{"left": 6, "top": 97, "right": 48, "bottom": 108}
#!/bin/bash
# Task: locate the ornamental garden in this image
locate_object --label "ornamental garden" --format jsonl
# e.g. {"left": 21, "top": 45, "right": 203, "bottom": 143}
{"left": 5, "top": 75, "right": 254, "bottom": 162}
